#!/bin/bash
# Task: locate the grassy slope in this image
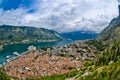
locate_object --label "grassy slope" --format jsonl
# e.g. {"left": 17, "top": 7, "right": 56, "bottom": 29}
{"left": 26, "top": 70, "right": 78, "bottom": 80}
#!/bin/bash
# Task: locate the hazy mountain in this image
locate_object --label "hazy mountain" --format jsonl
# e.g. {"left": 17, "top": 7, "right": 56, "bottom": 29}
{"left": 0, "top": 25, "right": 63, "bottom": 43}
{"left": 61, "top": 31, "right": 98, "bottom": 40}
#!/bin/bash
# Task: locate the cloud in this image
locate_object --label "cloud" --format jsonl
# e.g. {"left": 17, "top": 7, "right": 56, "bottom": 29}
{"left": 0, "top": 0, "right": 119, "bottom": 33}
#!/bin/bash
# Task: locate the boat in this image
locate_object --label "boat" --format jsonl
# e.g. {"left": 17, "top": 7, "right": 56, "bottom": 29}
{"left": 6, "top": 55, "right": 10, "bottom": 59}
{"left": 13, "top": 52, "right": 20, "bottom": 56}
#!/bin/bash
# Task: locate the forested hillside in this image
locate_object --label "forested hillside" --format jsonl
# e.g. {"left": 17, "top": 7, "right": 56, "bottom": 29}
{"left": 0, "top": 25, "right": 63, "bottom": 44}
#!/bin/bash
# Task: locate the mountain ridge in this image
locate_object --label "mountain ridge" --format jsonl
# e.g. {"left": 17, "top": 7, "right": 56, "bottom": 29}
{"left": 96, "top": 5, "right": 120, "bottom": 44}
{"left": 96, "top": 16, "right": 120, "bottom": 44}
{"left": 0, "top": 25, "right": 63, "bottom": 44}
{"left": 61, "top": 31, "right": 97, "bottom": 40}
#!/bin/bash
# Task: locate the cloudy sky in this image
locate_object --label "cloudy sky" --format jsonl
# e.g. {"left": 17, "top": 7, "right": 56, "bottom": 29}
{"left": 0, "top": 0, "right": 119, "bottom": 33}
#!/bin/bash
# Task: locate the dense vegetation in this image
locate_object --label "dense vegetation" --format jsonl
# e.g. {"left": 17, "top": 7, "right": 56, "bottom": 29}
{"left": 85, "top": 40, "right": 105, "bottom": 51}
{"left": 76, "top": 41, "right": 120, "bottom": 80}
{"left": 26, "top": 70, "right": 78, "bottom": 80}
{"left": 95, "top": 41, "right": 120, "bottom": 66}
{"left": 0, "top": 69, "right": 11, "bottom": 80}
{"left": 0, "top": 25, "right": 63, "bottom": 44}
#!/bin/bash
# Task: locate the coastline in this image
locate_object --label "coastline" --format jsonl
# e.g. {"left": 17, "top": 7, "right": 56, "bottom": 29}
{"left": 0, "top": 39, "right": 73, "bottom": 67}
{"left": 1, "top": 39, "right": 64, "bottom": 46}
{"left": 1, "top": 39, "right": 97, "bottom": 79}
{"left": 0, "top": 50, "right": 30, "bottom": 67}
{"left": 0, "top": 39, "right": 91, "bottom": 67}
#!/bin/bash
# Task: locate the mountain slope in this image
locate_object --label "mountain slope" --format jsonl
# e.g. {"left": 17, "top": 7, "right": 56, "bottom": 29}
{"left": 96, "top": 16, "right": 120, "bottom": 44}
{"left": 61, "top": 31, "right": 97, "bottom": 40}
{"left": 0, "top": 25, "right": 63, "bottom": 44}
{"left": 75, "top": 6, "right": 120, "bottom": 80}
{"left": 76, "top": 41, "right": 120, "bottom": 80}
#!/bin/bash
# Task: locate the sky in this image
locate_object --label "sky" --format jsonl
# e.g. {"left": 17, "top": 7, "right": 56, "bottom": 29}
{"left": 0, "top": 0, "right": 119, "bottom": 33}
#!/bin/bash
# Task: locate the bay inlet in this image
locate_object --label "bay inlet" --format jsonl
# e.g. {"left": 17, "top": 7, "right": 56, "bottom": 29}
{"left": 0, "top": 40, "right": 73, "bottom": 65}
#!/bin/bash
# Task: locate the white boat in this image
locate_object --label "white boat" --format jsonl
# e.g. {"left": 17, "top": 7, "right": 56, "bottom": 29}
{"left": 13, "top": 52, "right": 20, "bottom": 56}
{"left": 6, "top": 55, "right": 10, "bottom": 58}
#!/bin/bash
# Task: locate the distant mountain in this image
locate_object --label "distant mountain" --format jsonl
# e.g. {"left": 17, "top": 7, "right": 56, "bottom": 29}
{"left": 61, "top": 31, "right": 98, "bottom": 40}
{"left": 0, "top": 25, "right": 63, "bottom": 44}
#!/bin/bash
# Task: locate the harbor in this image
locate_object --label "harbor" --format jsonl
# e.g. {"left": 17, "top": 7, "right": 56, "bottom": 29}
{"left": 0, "top": 40, "right": 73, "bottom": 66}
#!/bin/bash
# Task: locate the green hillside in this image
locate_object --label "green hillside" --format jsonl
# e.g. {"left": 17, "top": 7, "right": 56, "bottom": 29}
{"left": 0, "top": 25, "right": 63, "bottom": 44}
{"left": 76, "top": 41, "right": 120, "bottom": 80}
{"left": 75, "top": 9, "right": 120, "bottom": 79}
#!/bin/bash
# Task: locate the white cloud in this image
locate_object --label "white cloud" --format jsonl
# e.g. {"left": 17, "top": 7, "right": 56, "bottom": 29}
{"left": 0, "top": 8, "right": 27, "bottom": 25}
{"left": 0, "top": 0, "right": 119, "bottom": 33}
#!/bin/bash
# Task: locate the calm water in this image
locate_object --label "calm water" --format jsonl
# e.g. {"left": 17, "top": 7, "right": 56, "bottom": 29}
{"left": 0, "top": 40, "right": 73, "bottom": 64}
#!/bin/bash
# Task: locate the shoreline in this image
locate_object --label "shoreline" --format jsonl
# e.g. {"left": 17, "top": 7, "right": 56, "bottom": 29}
{"left": 0, "top": 39, "right": 89, "bottom": 67}
{"left": 2, "top": 39, "right": 64, "bottom": 46}
{"left": 0, "top": 50, "right": 30, "bottom": 67}
{"left": 1, "top": 39, "right": 97, "bottom": 79}
{"left": 0, "top": 39, "right": 73, "bottom": 67}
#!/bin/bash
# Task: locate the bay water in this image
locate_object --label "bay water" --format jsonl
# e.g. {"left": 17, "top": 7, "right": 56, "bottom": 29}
{"left": 0, "top": 40, "right": 73, "bottom": 64}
